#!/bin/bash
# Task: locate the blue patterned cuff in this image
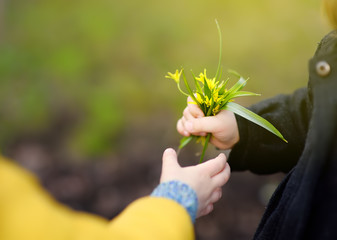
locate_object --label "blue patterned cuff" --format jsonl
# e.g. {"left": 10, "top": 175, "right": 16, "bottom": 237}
{"left": 151, "top": 180, "right": 198, "bottom": 223}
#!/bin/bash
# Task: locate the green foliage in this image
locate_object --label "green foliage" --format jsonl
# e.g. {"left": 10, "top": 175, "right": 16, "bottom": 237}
{"left": 222, "top": 102, "right": 287, "bottom": 143}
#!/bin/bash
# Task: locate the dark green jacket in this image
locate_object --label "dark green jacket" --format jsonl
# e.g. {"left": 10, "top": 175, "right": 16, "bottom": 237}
{"left": 229, "top": 30, "right": 337, "bottom": 240}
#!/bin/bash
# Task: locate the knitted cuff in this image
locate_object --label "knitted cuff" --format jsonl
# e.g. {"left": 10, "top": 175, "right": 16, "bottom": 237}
{"left": 151, "top": 180, "right": 198, "bottom": 223}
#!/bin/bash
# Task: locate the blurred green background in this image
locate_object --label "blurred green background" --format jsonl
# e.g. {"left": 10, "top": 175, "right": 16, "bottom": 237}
{"left": 0, "top": 0, "right": 332, "bottom": 239}
{"left": 0, "top": 0, "right": 329, "bottom": 158}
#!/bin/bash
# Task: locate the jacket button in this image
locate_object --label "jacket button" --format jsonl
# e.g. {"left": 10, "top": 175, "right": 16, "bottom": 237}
{"left": 316, "top": 61, "right": 331, "bottom": 77}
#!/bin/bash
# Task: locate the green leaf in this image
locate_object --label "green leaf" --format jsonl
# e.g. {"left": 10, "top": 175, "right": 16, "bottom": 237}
{"left": 191, "top": 70, "right": 203, "bottom": 93}
{"left": 215, "top": 19, "right": 222, "bottom": 82}
{"left": 179, "top": 136, "right": 194, "bottom": 149}
{"left": 228, "top": 91, "right": 260, "bottom": 99}
{"left": 217, "top": 66, "right": 223, "bottom": 83}
{"left": 206, "top": 98, "right": 215, "bottom": 116}
{"left": 194, "top": 91, "right": 206, "bottom": 114}
{"left": 182, "top": 70, "right": 198, "bottom": 104}
{"left": 218, "top": 78, "right": 228, "bottom": 95}
{"left": 200, "top": 133, "right": 211, "bottom": 163}
{"left": 219, "top": 91, "right": 260, "bottom": 109}
{"left": 228, "top": 76, "right": 247, "bottom": 93}
{"left": 227, "top": 69, "right": 242, "bottom": 78}
{"left": 203, "top": 77, "right": 211, "bottom": 99}
{"left": 221, "top": 77, "right": 248, "bottom": 104}
{"left": 222, "top": 102, "right": 288, "bottom": 143}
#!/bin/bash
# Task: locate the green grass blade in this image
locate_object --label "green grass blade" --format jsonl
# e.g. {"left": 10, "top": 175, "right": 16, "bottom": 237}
{"left": 203, "top": 77, "right": 212, "bottom": 99}
{"left": 182, "top": 70, "right": 199, "bottom": 104}
{"left": 218, "top": 77, "right": 228, "bottom": 95}
{"left": 222, "top": 102, "right": 288, "bottom": 143}
{"left": 221, "top": 77, "right": 249, "bottom": 105}
{"left": 206, "top": 98, "right": 215, "bottom": 116}
{"left": 215, "top": 19, "right": 222, "bottom": 82}
{"left": 227, "top": 69, "right": 241, "bottom": 78}
{"left": 218, "top": 66, "right": 223, "bottom": 83}
{"left": 200, "top": 133, "right": 211, "bottom": 163}
{"left": 228, "top": 76, "right": 247, "bottom": 93}
{"left": 228, "top": 91, "right": 261, "bottom": 99}
{"left": 219, "top": 91, "right": 260, "bottom": 109}
{"left": 179, "top": 136, "right": 194, "bottom": 149}
{"left": 191, "top": 70, "right": 203, "bottom": 93}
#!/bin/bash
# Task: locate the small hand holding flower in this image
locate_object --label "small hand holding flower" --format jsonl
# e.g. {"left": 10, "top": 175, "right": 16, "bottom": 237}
{"left": 166, "top": 20, "right": 287, "bottom": 163}
{"left": 177, "top": 97, "right": 240, "bottom": 150}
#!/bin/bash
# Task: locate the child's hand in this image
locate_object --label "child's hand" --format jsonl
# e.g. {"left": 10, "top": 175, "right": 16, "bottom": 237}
{"left": 177, "top": 97, "right": 240, "bottom": 150}
{"left": 160, "top": 148, "right": 230, "bottom": 218}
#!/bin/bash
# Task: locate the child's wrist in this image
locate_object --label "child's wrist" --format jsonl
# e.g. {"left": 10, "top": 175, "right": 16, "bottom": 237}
{"left": 151, "top": 180, "right": 198, "bottom": 223}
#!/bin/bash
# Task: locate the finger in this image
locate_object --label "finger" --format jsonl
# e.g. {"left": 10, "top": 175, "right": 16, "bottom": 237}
{"left": 211, "top": 162, "right": 231, "bottom": 187}
{"left": 188, "top": 104, "right": 204, "bottom": 118}
{"left": 181, "top": 117, "right": 207, "bottom": 137}
{"left": 198, "top": 204, "right": 214, "bottom": 218}
{"left": 186, "top": 115, "right": 222, "bottom": 134}
{"left": 198, "top": 153, "right": 227, "bottom": 177}
{"left": 210, "top": 137, "right": 229, "bottom": 150}
{"left": 187, "top": 96, "right": 195, "bottom": 104}
{"left": 187, "top": 97, "right": 204, "bottom": 118}
{"left": 183, "top": 107, "right": 195, "bottom": 121}
{"left": 177, "top": 119, "right": 190, "bottom": 137}
{"left": 205, "top": 204, "right": 214, "bottom": 215}
{"left": 162, "top": 148, "right": 180, "bottom": 172}
{"left": 209, "top": 187, "right": 222, "bottom": 204}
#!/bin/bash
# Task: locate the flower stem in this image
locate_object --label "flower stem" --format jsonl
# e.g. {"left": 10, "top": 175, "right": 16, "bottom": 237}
{"left": 182, "top": 70, "right": 199, "bottom": 104}
{"left": 199, "top": 133, "right": 211, "bottom": 163}
{"left": 177, "top": 83, "right": 190, "bottom": 97}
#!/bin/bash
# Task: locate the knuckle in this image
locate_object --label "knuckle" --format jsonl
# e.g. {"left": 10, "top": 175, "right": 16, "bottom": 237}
{"left": 183, "top": 107, "right": 190, "bottom": 116}
{"left": 181, "top": 116, "right": 187, "bottom": 127}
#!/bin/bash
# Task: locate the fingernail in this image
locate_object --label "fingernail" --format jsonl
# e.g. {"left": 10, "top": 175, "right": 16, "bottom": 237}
{"left": 185, "top": 121, "right": 193, "bottom": 132}
{"left": 165, "top": 148, "right": 175, "bottom": 154}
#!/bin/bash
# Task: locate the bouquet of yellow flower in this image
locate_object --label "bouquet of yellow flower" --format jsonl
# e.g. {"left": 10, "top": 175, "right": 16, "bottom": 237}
{"left": 166, "top": 20, "right": 287, "bottom": 163}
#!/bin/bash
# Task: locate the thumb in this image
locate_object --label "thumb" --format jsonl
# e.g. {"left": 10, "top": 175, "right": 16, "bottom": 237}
{"left": 160, "top": 148, "right": 180, "bottom": 183}
{"left": 198, "top": 153, "right": 227, "bottom": 177}
{"left": 162, "top": 148, "right": 180, "bottom": 171}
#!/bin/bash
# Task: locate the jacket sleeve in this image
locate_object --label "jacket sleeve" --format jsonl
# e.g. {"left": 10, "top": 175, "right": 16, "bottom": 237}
{"left": 228, "top": 87, "right": 312, "bottom": 174}
{"left": 0, "top": 156, "right": 194, "bottom": 240}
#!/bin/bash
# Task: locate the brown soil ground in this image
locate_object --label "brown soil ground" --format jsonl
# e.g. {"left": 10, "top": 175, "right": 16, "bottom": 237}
{"left": 5, "top": 115, "right": 285, "bottom": 240}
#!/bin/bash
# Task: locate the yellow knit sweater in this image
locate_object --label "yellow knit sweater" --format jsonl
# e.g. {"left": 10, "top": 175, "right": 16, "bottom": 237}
{"left": 0, "top": 156, "right": 194, "bottom": 240}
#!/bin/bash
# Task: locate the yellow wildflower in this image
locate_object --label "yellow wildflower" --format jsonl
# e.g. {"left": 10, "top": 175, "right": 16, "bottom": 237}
{"left": 196, "top": 69, "right": 217, "bottom": 90}
{"left": 196, "top": 136, "right": 206, "bottom": 145}
{"left": 196, "top": 69, "right": 207, "bottom": 84}
{"left": 165, "top": 69, "right": 182, "bottom": 84}
{"left": 205, "top": 78, "right": 217, "bottom": 90}
{"left": 212, "top": 90, "right": 219, "bottom": 102}
{"left": 212, "top": 105, "right": 220, "bottom": 115}
{"left": 195, "top": 93, "right": 204, "bottom": 105}
{"left": 204, "top": 95, "right": 213, "bottom": 107}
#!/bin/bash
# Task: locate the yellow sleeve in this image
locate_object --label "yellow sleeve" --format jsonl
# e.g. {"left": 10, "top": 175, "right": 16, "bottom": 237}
{"left": 109, "top": 197, "right": 194, "bottom": 239}
{"left": 0, "top": 156, "right": 194, "bottom": 240}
